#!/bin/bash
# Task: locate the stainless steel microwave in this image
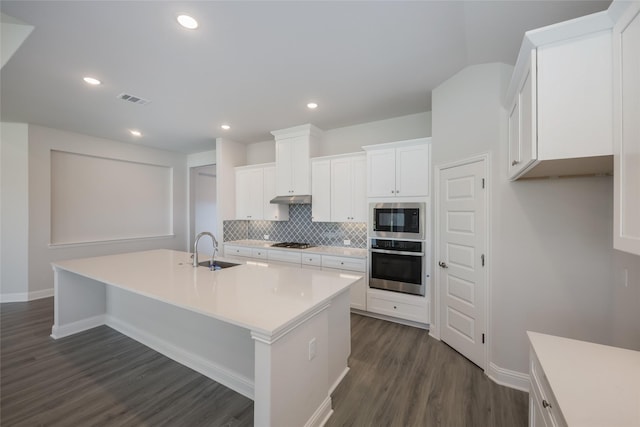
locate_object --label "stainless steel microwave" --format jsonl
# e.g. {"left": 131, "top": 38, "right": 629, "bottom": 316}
{"left": 370, "top": 202, "right": 425, "bottom": 240}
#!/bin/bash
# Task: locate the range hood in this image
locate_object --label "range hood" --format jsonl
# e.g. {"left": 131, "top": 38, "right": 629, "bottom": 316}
{"left": 270, "top": 195, "right": 312, "bottom": 205}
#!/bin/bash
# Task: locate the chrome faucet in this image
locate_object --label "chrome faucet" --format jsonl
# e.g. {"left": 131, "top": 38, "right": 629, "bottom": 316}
{"left": 193, "top": 231, "right": 218, "bottom": 267}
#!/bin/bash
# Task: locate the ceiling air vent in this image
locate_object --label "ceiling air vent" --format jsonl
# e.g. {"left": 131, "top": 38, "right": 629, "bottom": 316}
{"left": 117, "top": 93, "right": 151, "bottom": 105}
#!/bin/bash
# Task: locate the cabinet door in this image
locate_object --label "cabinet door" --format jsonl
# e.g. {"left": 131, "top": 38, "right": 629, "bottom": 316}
{"left": 613, "top": 2, "right": 640, "bottom": 256}
{"left": 351, "top": 155, "right": 367, "bottom": 222}
{"left": 311, "top": 159, "right": 331, "bottom": 222}
{"left": 331, "top": 157, "right": 352, "bottom": 222}
{"left": 396, "top": 144, "right": 429, "bottom": 197}
{"left": 291, "top": 136, "right": 311, "bottom": 195}
{"left": 236, "top": 168, "right": 262, "bottom": 220}
{"left": 509, "top": 50, "right": 538, "bottom": 179}
{"left": 263, "top": 166, "right": 289, "bottom": 221}
{"left": 275, "top": 138, "right": 293, "bottom": 195}
{"left": 367, "top": 148, "right": 396, "bottom": 197}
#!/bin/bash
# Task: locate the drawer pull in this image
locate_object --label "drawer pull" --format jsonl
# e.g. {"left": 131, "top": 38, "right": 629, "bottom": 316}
{"left": 393, "top": 305, "right": 397, "bottom": 309}
{"left": 542, "top": 400, "right": 552, "bottom": 409}
{"left": 512, "top": 160, "right": 520, "bottom": 166}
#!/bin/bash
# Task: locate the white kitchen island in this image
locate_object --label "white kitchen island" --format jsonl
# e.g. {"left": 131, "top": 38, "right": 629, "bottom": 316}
{"left": 51, "top": 249, "right": 359, "bottom": 427}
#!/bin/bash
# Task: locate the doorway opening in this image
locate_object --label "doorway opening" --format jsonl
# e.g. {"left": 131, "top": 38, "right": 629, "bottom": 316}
{"left": 190, "top": 165, "right": 217, "bottom": 254}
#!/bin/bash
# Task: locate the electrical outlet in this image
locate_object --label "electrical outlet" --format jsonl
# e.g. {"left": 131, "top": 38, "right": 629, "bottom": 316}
{"left": 264, "top": 234, "right": 269, "bottom": 240}
{"left": 308, "top": 338, "right": 317, "bottom": 361}
{"left": 343, "top": 239, "right": 351, "bottom": 246}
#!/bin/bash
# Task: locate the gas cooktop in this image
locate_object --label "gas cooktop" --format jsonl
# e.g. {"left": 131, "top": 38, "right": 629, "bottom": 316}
{"left": 270, "top": 242, "right": 316, "bottom": 249}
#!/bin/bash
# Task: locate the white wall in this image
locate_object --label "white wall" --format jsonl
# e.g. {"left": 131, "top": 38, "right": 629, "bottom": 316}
{"left": 245, "top": 112, "right": 432, "bottom": 164}
{"left": 432, "top": 63, "right": 619, "bottom": 381}
{"left": 215, "top": 138, "right": 246, "bottom": 242}
{"left": 0, "top": 122, "right": 29, "bottom": 300}
{"left": 320, "top": 112, "right": 432, "bottom": 156}
{"left": 192, "top": 165, "right": 217, "bottom": 254}
{"left": 27, "top": 125, "right": 188, "bottom": 296}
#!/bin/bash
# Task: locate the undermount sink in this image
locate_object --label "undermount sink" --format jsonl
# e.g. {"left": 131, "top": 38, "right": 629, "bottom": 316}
{"left": 198, "top": 260, "right": 241, "bottom": 270}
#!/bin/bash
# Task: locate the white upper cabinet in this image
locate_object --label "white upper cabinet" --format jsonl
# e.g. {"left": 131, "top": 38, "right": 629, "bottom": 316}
{"left": 263, "top": 166, "right": 289, "bottom": 221}
{"left": 612, "top": 1, "right": 640, "bottom": 256}
{"left": 311, "top": 153, "right": 366, "bottom": 223}
{"left": 363, "top": 138, "right": 431, "bottom": 198}
{"left": 331, "top": 154, "right": 367, "bottom": 222}
{"left": 235, "top": 164, "right": 288, "bottom": 221}
{"left": 506, "top": 12, "right": 614, "bottom": 180}
{"left": 311, "top": 159, "right": 331, "bottom": 222}
{"left": 272, "top": 124, "right": 321, "bottom": 196}
{"left": 235, "top": 166, "right": 263, "bottom": 220}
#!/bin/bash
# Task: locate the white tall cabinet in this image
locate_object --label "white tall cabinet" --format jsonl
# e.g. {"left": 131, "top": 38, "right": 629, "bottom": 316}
{"left": 612, "top": 1, "right": 640, "bottom": 256}
{"left": 363, "top": 138, "right": 430, "bottom": 198}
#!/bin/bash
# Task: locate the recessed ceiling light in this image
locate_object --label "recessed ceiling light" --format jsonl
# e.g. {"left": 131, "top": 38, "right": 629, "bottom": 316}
{"left": 83, "top": 77, "right": 101, "bottom": 85}
{"left": 177, "top": 14, "right": 198, "bottom": 29}
{"left": 307, "top": 102, "right": 318, "bottom": 109}
{"left": 129, "top": 130, "right": 142, "bottom": 137}
{"left": 221, "top": 124, "right": 231, "bottom": 130}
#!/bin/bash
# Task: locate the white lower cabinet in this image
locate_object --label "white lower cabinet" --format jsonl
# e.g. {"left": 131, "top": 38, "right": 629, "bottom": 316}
{"left": 223, "top": 243, "right": 367, "bottom": 310}
{"left": 224, "top": 245, "right": 253, "bottom": 258}
{"left": 529, "top": 349, "right": 566, "bottom": 427}
{"left": 321, "top": 255, "right": 366, "bottom": 311}
{"left": 367, "top": 288, "right": 429, "bottom": 324}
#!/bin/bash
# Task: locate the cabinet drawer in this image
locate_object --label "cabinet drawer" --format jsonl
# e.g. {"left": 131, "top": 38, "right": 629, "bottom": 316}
{"left": 530, "top": 350, "right": 566, "bottom": 427}
{"left": 301, "top": 253, "right": 321, "bottom": 267}
{"left": 268, "top": 250, "right": 302, "bottom": 265}
{"left": 367, "top": 295, "right": 428, "bottom": 323}
{"left": 224, "top": 245, "right": 252, "bottom": 258}
{"left": 322, "top": 255, "right": 366, "bottom": 272}
{"left": 251, "top": 248, "right": 268, "bottom": 259}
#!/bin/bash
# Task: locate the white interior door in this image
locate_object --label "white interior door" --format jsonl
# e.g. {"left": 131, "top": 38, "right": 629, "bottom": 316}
{"left": 438, "top": 159, "right": 486, "bottom": 368}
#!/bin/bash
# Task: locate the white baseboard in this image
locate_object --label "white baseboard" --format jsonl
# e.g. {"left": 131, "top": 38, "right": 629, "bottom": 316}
{"left": 355, "top": 310, "right": 429, "bottom": 330}
{"left": 50, "top": 314, "right": 106, "bottom": 339}
{"left": 487, "top": 362, "right": 530, "bottom": 392}
{"left": 105, "top": 315, "right": 255, "bottom": 400}
{"left": 0, "top": 288, "right": 54, "bottom": 303}
{"left": 304, "top": 395, "right": 333, "bottom": 427}
{"left": 329, "top": 366, "right": 350, "bottom": 396}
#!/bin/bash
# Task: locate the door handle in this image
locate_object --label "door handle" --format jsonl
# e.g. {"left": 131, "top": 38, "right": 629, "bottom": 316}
{"left": 438, "top": 261, "right": 448, "bottom": 268}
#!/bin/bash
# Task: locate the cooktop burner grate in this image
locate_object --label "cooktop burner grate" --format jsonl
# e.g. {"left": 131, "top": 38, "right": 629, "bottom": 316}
{"left": 270, "top": 242, "right": 315, "bottom": 249}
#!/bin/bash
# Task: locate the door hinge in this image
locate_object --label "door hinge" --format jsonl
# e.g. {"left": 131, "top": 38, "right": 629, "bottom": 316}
{"left": 482, "top": 333, "right": 485, "bottom": 344}
{"left": 481, "top": 254, "right": 485, "bottom": 267}
{"left": 482, "top": 178, "right": 485, "bottom": 189}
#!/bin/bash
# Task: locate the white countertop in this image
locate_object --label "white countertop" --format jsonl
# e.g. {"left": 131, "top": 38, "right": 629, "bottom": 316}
{"left": 528, "top": 331, "right": 640, "bottom": 427}
{"left": 224, "top": 239, "right": 368, "bottom": 258}
{"left": 52, "top": 249, "right": 359, "bottom": 337}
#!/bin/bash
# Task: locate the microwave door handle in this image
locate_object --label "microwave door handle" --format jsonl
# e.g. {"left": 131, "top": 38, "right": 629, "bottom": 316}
{"left": 370, "top": 249, "right": 424, "bottom": 256}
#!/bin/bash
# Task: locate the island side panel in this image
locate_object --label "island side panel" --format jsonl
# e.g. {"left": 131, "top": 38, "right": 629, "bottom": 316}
{"left": 328, "top": 289, "right": 351, "bottom": 394}
{"left": 253, "top": 307, "right": 331, "bottom": 427}
{"left": 105, "top": 286, "right": 256, "bottom": 399}
{"left": 51, "top": 267, "right": 107, "bottom": 339}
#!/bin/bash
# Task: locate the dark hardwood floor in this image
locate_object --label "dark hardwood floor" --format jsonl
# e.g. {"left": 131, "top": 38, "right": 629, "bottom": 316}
{"left": 1, "top": 298, "right": 527, "bottom": 426}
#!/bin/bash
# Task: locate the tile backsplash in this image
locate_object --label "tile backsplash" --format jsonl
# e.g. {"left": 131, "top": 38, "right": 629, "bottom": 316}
{"left": 223, "top": 204, "right": 367, "bottom": 248}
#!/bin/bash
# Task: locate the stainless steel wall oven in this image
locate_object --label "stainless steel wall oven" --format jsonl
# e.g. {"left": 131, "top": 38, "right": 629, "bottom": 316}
{"left": 369, "top": 238, "right": 425, "bottom": 296}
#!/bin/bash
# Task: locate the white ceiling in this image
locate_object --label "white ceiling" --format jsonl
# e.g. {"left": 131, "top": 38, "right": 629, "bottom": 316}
{"left": 0, "top": 1, "right": 610, "bottom": 153}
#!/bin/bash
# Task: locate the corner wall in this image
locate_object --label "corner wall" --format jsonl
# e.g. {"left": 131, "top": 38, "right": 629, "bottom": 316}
{"left": 0, "top": 122, "right": 29, "bottom": 300}
{"left": 432, "top": 63, "right": 616, "bottom": 384}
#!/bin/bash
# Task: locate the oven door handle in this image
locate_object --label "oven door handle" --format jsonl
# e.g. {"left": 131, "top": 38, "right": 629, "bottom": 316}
{"left": 370, "top": 249, "right": 424, "bottom": 256}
